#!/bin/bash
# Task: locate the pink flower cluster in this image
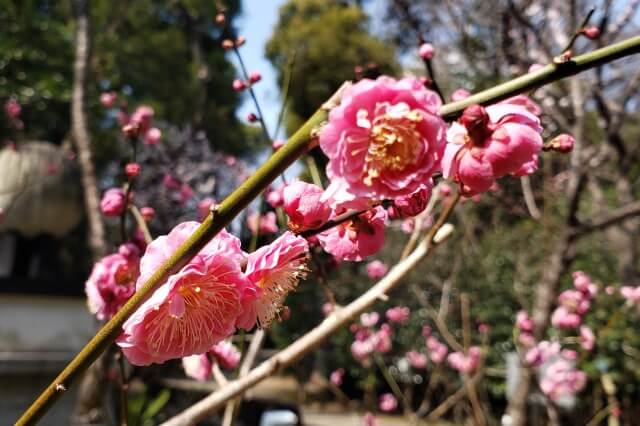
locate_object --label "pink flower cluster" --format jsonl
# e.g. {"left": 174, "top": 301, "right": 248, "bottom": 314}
{"left": 620, "top": 285, "right": 640, "bottom": 305}
{"left": 378, "top": 393, "right": 398, "bottom": 412}
{"left": 426, "top": 335, "right": 448, "bottom": 364}
{"left": 117, "top": 222, "right": 309, "bottom": 365}
{"left": 447, "top": 346, "right": 481, "bottom": 375}
{"left": 85, "top": 243, "right": 141, "bottom": 320}
{"left": 551, "top": 271, "right": 597, "bottom": 330}
{"left": 350, "top": 319, "right": 392, "bottom": 364}
{"left": 365, "top": 260, "right": 388, "bottom": 279}
{"left": 405, "top": 350, "right": 428, "bottom": 369}
{"left": 119, "top": 105, "right": 162, "bottom": 145}
{"left": 385, "top": 306, "right": 410, "bottom": 324}
{"left": 540, "top": 358, "right": 587, "bottom": 402}
{"left": 442, "top": 98, "right": 543, "bottom": 195}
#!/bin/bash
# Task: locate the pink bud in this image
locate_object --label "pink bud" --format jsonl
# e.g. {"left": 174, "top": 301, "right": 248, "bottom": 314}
{"left": 100, "top": 91, "right": 117, "bottom": 108}
{"left": 100, "top": 188, "right": 127, "bottom": 217}
{"left": 528, "top": 63, "right": 544, "bottom": 73}
{"left": 378, "top": 393, "right": 398, "bottom": 412}
{"left": 365, "top": 260, "right": 388, "bottom": 279}
{"left": 418, "top": 43, "right": 435, "bottom": 60}
{"left": 386, "top": 306, "right": 410, "bottom": 324}
{"left": 125, "top": 162, "right": 141, "bottom": 178}
{"left": 330, "top": 368, "right": 345, "bottom": 386}
{"left": 249, "top": 71, "right": 262, "bottom": 84}
{"left": 247, "top": 112, "right": 258, "bottom": 122}
{"left": 283, "top": 181, "right": 331, "bottom": 232}
{"left": 222, "top": 39, "right": 234, "bottom": 50}
{"left": 392, "top": 183, "right": 432, "bottom": 217}
{"left": 197, "top": 197, "right": 216, "bottom": 221}
{"left": 4, "top": 98, "right": 21, "bottom": 119}
{"left": 232, "top": 79, "right": 246, "bottom": 92}
{"left": 450, "top": 88, "right": 471, "bottom": 102}
{"left": 460, "top": 104, "right": 492, "bottom": 144}
{"left": 122, "top": 123, "right": 140, "bottom": 139}
{"left": 546, "top": 134, "right": 574, "bottom": 153}
{"left": 140, "top": 206, "right": 155, "bottom": 221}
{"left": 582, "top": 26, "right": 600, "bottom": 40}
{"left": 272, "top": 139, "right": 285, "bottom": 150}
{"left": 236, "top": 36, "right": 246, "bottom": 46}
{"left": 144, "top": 127, "right": 162, "bottom": 145}
{"left": 215, "top": 13, "right": 226, "bottom": 25}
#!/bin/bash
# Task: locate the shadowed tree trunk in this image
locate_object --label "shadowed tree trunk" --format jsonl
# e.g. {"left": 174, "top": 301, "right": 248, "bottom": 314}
{"left": 70, "top": 1, "right": 108, "bottom": 423}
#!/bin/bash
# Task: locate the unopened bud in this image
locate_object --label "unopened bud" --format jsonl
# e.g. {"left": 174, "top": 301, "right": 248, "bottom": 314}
{"left": 582, "top": 26, "right": 600, "bottom": 40}
{"left": 249, "top": 71, "right": 261, "bottom": 84}
{"left": 232, "top": 79, "right": 246, "bottom": 92}
{"left": 125, "top": 162, "right": 141, "bottom": 178}
{"left": 215, "top": 13, "right": 226, "bottom": 25}
{"left": 122, "top": 123, "right": 140, "bottom": 139}
{"left": 544, "top": 134, "right": 575, "bottom": 153}
{"left": 460, "top": 104, "right": 492, "bottom": 144}
{"left": 247, "top": 112, "right": 258, "bottom": 122}
{"left": 418, "top": 43, "right": 435, "bottom": 60}
{"left": 222, "top": 39, "right": 234, "bottom": 50}
{"left": 140, "top": 206, "right": 155, "bottom": 221}
{"left": 235, "top": 36, "right": 246, "bottom": 47}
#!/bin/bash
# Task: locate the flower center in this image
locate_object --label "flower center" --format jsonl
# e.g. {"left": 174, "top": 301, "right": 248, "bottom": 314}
{"left": 361, "top": 104, "right": 423, "bottom": 186}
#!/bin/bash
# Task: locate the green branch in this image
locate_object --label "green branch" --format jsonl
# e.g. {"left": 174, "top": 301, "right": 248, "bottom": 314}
{"left": 16, "top": 34, "right": 640, "bottom": 425}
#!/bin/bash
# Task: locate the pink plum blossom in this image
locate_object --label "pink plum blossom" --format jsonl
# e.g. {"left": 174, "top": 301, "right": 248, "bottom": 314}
{"left": 100, "top": 91, "right": 117, "bottom": 108}
{"left": 317, "top": 206, "right": 387, "bottom": 261}
{"left": 244, "top": 231, "right": 309, "bottom": 327}
{"left": 117, "top": 222, "right": 256, "bottom": 365}
{"left": 249, "top": 71, "right": 262, "bottom": 83}
{"left": 100, "top": 188, "right": 127, "bottom": 217}
{"left": 130, "top": 105, "right": 154, "bottom": 133}
{"left": 85, "top": 243, "right": 141, "bottom": 320}
{"left": 447, "top": 346, "right": 481, "bottom": 374}
{"left": 351, "top": 339, "right": 374, "bottom": 363}
{"left": 330, "top": 368, "right": 345, "bottom": 386}
{"left": 322, "top": 302, "right": 334, "bottom": 316}
{"left": 406, "top": 351, "right": 428, "bottom": 369}
{"left": 272, "top": 139, "right": 285, "bottom": 150}
{"left": 442, "top": 101, "right": 543, "bottom": 195}
{"left": 144, "top": 127, "right": 162, "bottom": 145}
{"left": 4, "top": 98, "right": 21, "bottom": 119}
{"left": 363, "top": 412, "right": 378, "bottom": 426}
{"left": 551, "top": 306, "right": 582, "bottom": 329}
{"left": 451, "top": 89, "right": 471, "bottom": 102}
{"left": 210, "top": 340, "right": 241, "bottom": 369}
{"left": 266, "top": 184, "right": 285, "bottom": 208}
{"left": 528, "top": 63, "right": 544, "bottom": 73}
{"left": 426, "top": 336, "right": 448, "bottom": 364}
{"left": 580, "top": 326, "right": 595, "bottom": 351}
{"left": 516, "top": 310, "right": 534, "bottom": 333}
{"left": 539, "top": 359, "right": 587, "bottom": 401}
{"left": 360, "top": 312, "right": 380, "bottom": 328}
{"left": 140, "top": 206, "right": 155, "bottom": 221}
{"left": 386, "top": 306, "right": 410, "bottom": 324}
{"left": 283, "top": 181, "right": 331, "bottom": 232}
{"left": 247, "top": 211, "right": 279, "bottom": 235}
{"left": 319, "top": 76, "right": 446, "bottom": 206}
{"left": 182, "top": 353, "right": 212, "bottom": 382}
{"left": 546, "top": 134, "right": 575, "bottom": 153}
{"left": 232, "top": 79, "right": 246, "bottom": 92}
{"left": 379, "top": 393, "right": 398, "bottom": 412}
{"left": 621, "top": 286, "right": 640, "bottom": 304}
{"left": 582, "top": 26, "right": 600, "bottom": 39}
{"left": 365, "top": 260, "right": 388, "bottom": 279}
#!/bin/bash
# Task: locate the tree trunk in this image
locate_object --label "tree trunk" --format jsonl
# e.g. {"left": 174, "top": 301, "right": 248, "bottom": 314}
{"left": 70, "top": 1, "right": 109, "bottom": 423}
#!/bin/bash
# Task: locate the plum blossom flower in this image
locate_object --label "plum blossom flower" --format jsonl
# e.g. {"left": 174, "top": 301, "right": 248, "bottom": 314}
{"left": 360, "top": 312, "right": 380, "bottom": 328}
{"left": 426, "top": 336, "right": 448, "bottom": 364}
{"left": 182, "top": 353, "right": 212, "bottom": 382}
{"left": 447, "top": 346, "right": 481, "bottom": 374}
{"left": 117, "top": 222, "right": 256, "bottom": 365}
{"left": 525, "top": 340, "right": 561, "bottom": 367}
{"left": 85, "top": 243, "right": 141, "bottom": 320}
{"left": 621, "top": 286, "right": 640, "bottom": 304}
{"left": 319, "top": 76, "right": 446, "bottom": 206}
{"left": 4, "top": 98, "right": 21, "bottom": 119}
{"left": 130, "top": 105, "right": 154, "bottom": 133}
{"left": 210, "top": 340, "right": 241, "bottom": 369}
{"left": 579, "top": 326, "right": 595, "bottom": 351}
{"left": 442, "top": 101, "right": 543, "bottom": 195}
{"left": 330, "top": 368, "right": 345, "bottom": 386}
{"left": 390, "top": 183, "right": 433, "bottom": 218}
{"left": 386, "top": 306, "right": 410, "bottom": 324}
{"left": 362, "top": 412, "right": 378, "bottom": 426}
{"left": 283, "top": 181, "right": 331, "bottom": 232}
{"left": 140, "top": 206, "right": 155, "bottom": 221}
{"left": 406, "top": 351, "right": 428, "bottom": 369}
{"left": 100, "top": 188, "right": 127, "bottom": 217}
{"left": 379, "top": 393, "right": 398, "bottom": 412}
{"left": 516, "top": 310, "right": 534, "bottom": 333}
{"left": 317, "top": 206, "right": 387, "bottom": 261}
{"left": 365, "top": 260, "right": 388, "bottom": 279}
{"left": 144, "top": 127, "right": 162, "bottom": 145}
{"left": 551, "top": 306, "right": 582, "bottom": 329}
{"left": 539, "top": 359, "right": 587, "bottom": 401}
{"left": 247, "top": 211, "right": 279, "bottom": 235}
{"left": 266, "top": 184, "right": 285, "bottom": 208}
{"left": 244, "top": 231, "right": 309, "bottom": 327}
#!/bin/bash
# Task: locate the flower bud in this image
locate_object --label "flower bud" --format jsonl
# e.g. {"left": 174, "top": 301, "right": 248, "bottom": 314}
{"left": 582, "top": 26, "right": 600, "bottom": 40}
{"left": 249, "top": 71, "right": 261, "bottom": 84}
{"left": 100, "top": 188, "right": 127, "bottom": 217}
{"left": 392, "top": 183, "right": 432, "bottom": 217}
{"left": 247, "top": 112, "right": 258, "bottom": 122}
{"left": 140, "top": 206, "right": 155, "bottom": 221}
{"left": 283, "top": 181, "right": 331, "bottom": 232}
{"left": 125, "top": 162, "right": 141, "bottom": 178}
{"left": 215, "top": 13, "right": 226, "bottom": 25}
{"left": 545, "top": 134, "right": 574, "bottom": 153}
{"left": 221, "top": 39, "right": 234, "bottom": 50}
{"left": 450, "top": 88, "right": 471, "bottom": 102}
{"left": 122, "top": 123, "right": 140, "bottom": 139}
{"left": 418, "top": 43, "right": 435, "bottom": 60}
{"left": 272, "top": 139, "right": 285, "bottom": 151}
{"left": 460, "top": 104, "right": 492, "bottom": 144}
{"left": 144, "top": 127, "right": 162, "bottom": 145}
{"left": 232, "top": 79, "right": 246, "bottom": 92}
{"left": 235, "top": 36, "right": 246, "bottom": 46}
